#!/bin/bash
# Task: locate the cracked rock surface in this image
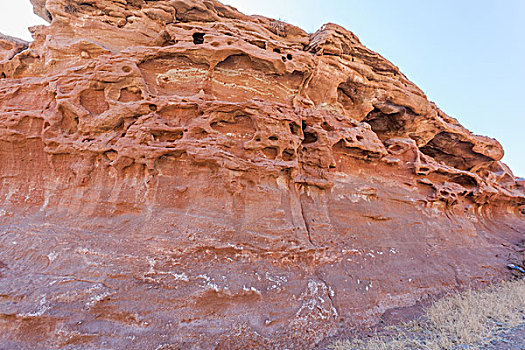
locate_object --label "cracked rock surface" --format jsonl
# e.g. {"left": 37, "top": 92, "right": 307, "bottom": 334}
{"left": 0, "top": 0, "right": 524, "bottom": 348}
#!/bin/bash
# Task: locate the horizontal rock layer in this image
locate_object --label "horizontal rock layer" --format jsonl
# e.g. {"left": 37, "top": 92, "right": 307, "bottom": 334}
{"left": 0, "top": 0, "right": 524, "bottom": 348}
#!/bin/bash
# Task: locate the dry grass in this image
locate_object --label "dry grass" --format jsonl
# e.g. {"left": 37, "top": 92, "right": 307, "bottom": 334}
{"left": 330, "top": 279, "right": 525, "bottom": 350}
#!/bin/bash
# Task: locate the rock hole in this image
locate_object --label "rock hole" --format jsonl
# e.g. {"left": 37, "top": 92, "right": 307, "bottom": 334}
{"left": 281, "top": 169, "right": 291, "bottom": 176}
{"left": 420, "top": 131, "right": 492, "bottom": 171}
{"left": 302, "top": 121, "right": 318, "bottom": 144}
{"left": 321, "top": 122, "right": 333, "bottom": 132}
{"left": 364, "top": 107, "right": 407, "bottom": 142}
{"left": 119, "top": 87, "right": 142, "bottom": 102}
{"left": 269, "top": 136, "right": 279, "bottom": 141}
{"left": 104, "top": 150, "right": 118, "bottom": 161}
{"left": 192, "top": 33, "right": 205, "bottom": 45}
{"left": 303, "top": 131, "right": 318, "bottom": 144}
{"left": 80, "top": 89, "right": 109, "bottom": 116}
{"left": 122, "top": 66, "right": 132, "bottom": 73}
{"left": 281, "top": 57, "right": 287, "bottom": 62}
{"left": 193, "top": 127, "right": 209, "bottom": 139}
{"left": 356, "top": 135, "right": 364, "bottom": 141}
{"left": 273, "top": 48, "right": 281, "bottom": 54}
{"left": 256, "top": 137, "right": 261, "bottom": 142}
{"left": 44, "top": 122, "right": 50, "bottom": 129}
{"left": 389, "top": 145, "right": 404, "bottom": 153}
{"left": 451, "top": 175, "right": 478, "bottom": 188}
{"left": 333, "top": 139, "right": 369, "bottom": 158}
{"left": 289, "top": 122, "right": 300, "bottom": 135}
{"left": 152, "top": 130, "right": 184, "bottom": 143}
{"left": 149, "top": 104, "right": 157, "bottom": 111}
{"left": 249, "top": 40, "right": 267, "bottom": 49}
{"left": 282, "top": 148, "right": 296, "bottom": 161}
{"left": 0, "top": 72, "right": 6, "bottom": 79}
{"left": 337, "top": 84, "right": 356, "bottom": 110}
{"left": 286, "top": 53, "right": 293, "bottom": 60}
{"left": 262, "top": 147, "right": 278, "bottom": 159}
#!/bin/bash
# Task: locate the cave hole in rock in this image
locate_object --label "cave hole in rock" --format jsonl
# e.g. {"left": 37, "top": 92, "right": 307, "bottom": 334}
{"left": 0, "top": 72, "right": 6, "bottom": 79}
{"left": 282, "top": 148, "right": 296, "bottom": 161}
{"left": 364, "top": 107, "right": 407, "bottom": 141}
{"left": 303, "top": 131, "right": 318, "bottom": 144}
{"left": 302, "top": 121, "right": 318, "bottom": 144}
{"left": 419, "top": 132, "right": 492, "bottom": 171}
{"left": 286, "top": 53, "right": 293, "bottom": 60}
{"left": 356, "top": 135, "right": 364, "bottom": 141}
{"left": 119, "top": 87, "right": 142, "bottom": 102}
{"left": 193, "top": 33, "right": 205, "bottom": 45}
{"left": 337, "top": 82, "right": 358, "bottom": 110}
{"left": 249, "top": 40, "right": 267, "bottom": 49}
{"left": 80, "top": 89, "right": 109, "bottom": 116}
{"left": 262, "top": 147, "right": 278, "bottom": 159}
{"left": 122, "top": 66, "right": 132, "bottom": 73}
{"left": 273, "top": 48, "right": 281, "bottom": 54}
{"left": 103, "top": 150, "right": 118, "bottom": 162}
{"left": 281, "top": 56, "right": 287, "bottom": 62}
{"left": 79, "top": 2, "right": 95, "bottom": 8}
{"left": 289, "top": 122, "right": 301, "bottom": 136}
{"left": 193, "top": 127, "right": 209, "bottom": 139}
{"left": 269, "top": 136, "right": 279, "bottom": 141}
{"left": 417, "top": 167, "right": 431, "bottom": 174}
{"left": 149, "top": 104, "right": 157, "bottom": 111}
{"left": 450, "top": 175, "right": 478, "bottom": 188}
{"left": 389, "top": 144, "right": 404, "bottom": 153}
{"left": 334, "top": 139, "right": 370, "bottom": 159}
{"left": 152, "top": 130, "right": 184, "bottom": 143}
{"left": 321, "top": 122, "right": 333, "bottom": 132}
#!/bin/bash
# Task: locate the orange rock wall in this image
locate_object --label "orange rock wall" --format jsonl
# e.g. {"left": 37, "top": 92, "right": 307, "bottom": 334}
{"left": 0, "top": 0, "right": 524, "bottom": 348}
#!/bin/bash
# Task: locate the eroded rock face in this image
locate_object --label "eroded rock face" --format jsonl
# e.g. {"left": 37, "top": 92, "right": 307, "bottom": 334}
{"left": 0, "top": 1, "right": 524, "bottom": 348}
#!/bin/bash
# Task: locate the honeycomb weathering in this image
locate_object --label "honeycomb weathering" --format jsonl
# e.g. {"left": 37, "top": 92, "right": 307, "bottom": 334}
{"left": 1, "top": 0, "right": 524, "bottom": 348}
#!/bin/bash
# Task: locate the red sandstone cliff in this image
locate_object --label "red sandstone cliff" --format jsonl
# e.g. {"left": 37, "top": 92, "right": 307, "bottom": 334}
{"left": 0, "top": 0, "right": 524, "bottom": 348}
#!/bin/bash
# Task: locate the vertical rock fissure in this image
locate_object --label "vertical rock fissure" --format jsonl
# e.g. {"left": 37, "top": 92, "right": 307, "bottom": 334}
{"left": 299, "top": 189, "right": 315, "bottom": 246}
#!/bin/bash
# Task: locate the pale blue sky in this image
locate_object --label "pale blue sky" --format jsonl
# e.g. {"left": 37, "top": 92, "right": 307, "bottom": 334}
{"left": 0, "top": 1, "right": 523, "bottom": 176}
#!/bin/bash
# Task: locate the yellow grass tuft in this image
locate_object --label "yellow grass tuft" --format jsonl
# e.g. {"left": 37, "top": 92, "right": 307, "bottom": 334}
{"left": 330, "top": 279, "right": 525, "bottom": 350}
